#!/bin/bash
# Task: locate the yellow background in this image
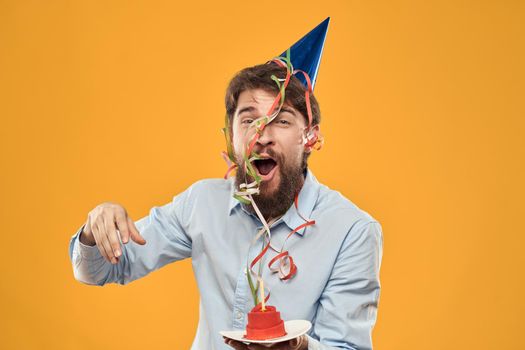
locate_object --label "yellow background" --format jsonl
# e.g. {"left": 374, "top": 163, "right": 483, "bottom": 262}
{"left": 1, "top": 1, "right": 523, "bottom": 349}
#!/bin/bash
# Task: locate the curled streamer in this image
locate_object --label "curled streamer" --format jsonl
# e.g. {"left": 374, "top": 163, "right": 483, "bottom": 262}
{"left": 221, "top": 49, "right": 320, "bottom": 307}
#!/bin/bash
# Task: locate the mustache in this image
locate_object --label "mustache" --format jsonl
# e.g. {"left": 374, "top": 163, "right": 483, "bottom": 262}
{"left": 254, "top": 148, "right": 283, "bottom": 165}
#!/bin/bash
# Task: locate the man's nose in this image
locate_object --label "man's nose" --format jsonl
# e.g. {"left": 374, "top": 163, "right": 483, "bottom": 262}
{"left": 256, "top": 124, "right": 275, "bottom": 147}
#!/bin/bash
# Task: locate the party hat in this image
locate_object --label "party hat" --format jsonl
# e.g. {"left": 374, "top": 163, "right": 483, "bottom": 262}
{"left": 278, "top": 17, "right": 330, "bottom": 90}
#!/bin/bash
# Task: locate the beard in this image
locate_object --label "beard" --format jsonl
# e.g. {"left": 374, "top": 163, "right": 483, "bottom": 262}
{"left": 235, "top": 149, "right": 308, "bottom": 221}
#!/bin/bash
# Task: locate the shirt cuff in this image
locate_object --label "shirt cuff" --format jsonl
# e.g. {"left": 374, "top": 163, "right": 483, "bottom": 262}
{"left": 74, "top": 224, "right": 103, "bottom": 260}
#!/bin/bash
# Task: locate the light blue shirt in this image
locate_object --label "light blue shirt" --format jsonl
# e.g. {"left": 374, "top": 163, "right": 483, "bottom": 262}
{"left": 69, "top": 169, "right": 383, "bottom": 350}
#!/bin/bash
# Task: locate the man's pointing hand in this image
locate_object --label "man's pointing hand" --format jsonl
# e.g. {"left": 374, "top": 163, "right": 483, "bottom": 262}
{"left": 80, "top": 202, "right": 146, "bottom": 264}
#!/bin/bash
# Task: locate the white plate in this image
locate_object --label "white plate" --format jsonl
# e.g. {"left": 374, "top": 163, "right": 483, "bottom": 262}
{"left": 220, "top": 319, "right": 311, "bottom": 344}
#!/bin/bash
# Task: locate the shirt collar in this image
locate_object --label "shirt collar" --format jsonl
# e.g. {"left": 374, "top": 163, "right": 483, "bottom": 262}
{"left": 228, "top": 168, "right": 320, "bottom": 236}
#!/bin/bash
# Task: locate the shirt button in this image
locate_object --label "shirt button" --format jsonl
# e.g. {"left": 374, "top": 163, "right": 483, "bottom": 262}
{"left": 236, "top": 311, "right": 243, "bottom": 320}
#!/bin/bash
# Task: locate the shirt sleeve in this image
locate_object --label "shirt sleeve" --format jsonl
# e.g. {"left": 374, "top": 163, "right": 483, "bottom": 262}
{"left": 307, "top": 220, "right": 383, "bottom": 350}
{"left": 68, "top": 186, "right": 194, "bottom": 286}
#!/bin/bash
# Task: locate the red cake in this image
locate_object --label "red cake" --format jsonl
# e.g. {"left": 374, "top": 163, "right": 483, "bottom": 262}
{"left": 244, "top": 304, "right": 287, "bottom": 340}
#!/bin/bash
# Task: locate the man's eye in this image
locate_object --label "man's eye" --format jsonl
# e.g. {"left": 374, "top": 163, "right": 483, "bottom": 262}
{"left": 278, "top": 119, "right": 290, "bottom": 125}
{"left": 242, "top": 119, "right": 254, "bottom": 124}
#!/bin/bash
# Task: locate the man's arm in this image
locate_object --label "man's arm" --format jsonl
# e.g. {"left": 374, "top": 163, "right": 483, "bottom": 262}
{"left": 307, "top": 220, "right": 383, "bottom": 350}
{"left": 68, "top": 186, "right": 194, "bottom": 286}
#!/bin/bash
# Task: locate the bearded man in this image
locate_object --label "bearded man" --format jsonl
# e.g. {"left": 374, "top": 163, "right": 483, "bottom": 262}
{"left": 69, "top": 20, "right": 383, "bottom": 350}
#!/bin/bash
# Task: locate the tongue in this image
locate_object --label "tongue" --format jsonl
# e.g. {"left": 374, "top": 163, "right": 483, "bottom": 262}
{"left": 257, "top": 159, "right": 276, "bottom": 176}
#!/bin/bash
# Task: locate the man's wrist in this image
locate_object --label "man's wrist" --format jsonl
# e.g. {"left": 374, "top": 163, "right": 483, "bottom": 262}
{"left": 79, "top": 226, "right": 96, "bottom": 246}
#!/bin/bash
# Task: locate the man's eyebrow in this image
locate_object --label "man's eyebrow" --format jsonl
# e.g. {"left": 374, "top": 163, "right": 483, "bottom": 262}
{"left": 279, "top": 107, "right": 297, "bottom": 116}
{"left": 236, "top": 105, "right": 296, "bottom": 117}
{"left": 237, "top": 106, "right": 257, "bottom": 116}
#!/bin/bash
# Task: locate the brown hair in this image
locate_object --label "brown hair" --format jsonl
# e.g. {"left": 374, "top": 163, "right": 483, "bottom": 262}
{"left": 224, "top": 63, "right": 321, "bottom": 128}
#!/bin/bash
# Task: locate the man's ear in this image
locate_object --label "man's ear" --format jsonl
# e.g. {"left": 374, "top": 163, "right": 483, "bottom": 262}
{"left": 304, "top": 124, "right": 320, "bottom": 153}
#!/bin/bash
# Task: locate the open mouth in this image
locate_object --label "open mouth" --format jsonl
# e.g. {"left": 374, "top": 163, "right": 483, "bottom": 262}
{"left": 253, "top": 158, "right": 277, "bottom": 177}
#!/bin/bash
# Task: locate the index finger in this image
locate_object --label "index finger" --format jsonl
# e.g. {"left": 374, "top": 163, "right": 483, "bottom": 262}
{"left": 127, "top": 216, "right": 146, "bottom": 245}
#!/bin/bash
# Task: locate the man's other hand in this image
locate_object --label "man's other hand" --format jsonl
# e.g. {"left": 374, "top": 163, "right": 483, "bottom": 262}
{"left": 80, "top": 202, "right": 146, "bottom": 264}
{"left": 223, "top": 335, "right": 307, "bottom": 350}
